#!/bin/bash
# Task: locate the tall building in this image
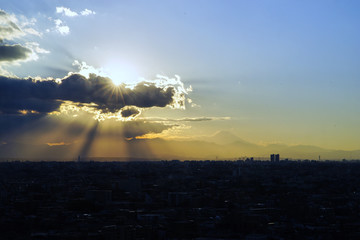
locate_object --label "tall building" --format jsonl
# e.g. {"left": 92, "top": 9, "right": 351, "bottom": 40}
{"left": 270, "top": 154, "right": 280, "bottom": 162}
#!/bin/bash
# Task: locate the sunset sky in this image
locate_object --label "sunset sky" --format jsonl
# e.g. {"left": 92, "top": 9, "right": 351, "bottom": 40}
{"left": 1, "top": 1, "right": 360, "bottom": 159}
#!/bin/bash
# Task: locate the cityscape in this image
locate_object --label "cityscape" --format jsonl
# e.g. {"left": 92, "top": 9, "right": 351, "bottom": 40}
{"left": 0, "top": 158, "right": 360, "bottom": 239}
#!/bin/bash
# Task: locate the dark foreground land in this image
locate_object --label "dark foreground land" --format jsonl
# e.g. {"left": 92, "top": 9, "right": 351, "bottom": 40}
{"left": 0, "top": 160, "right": 360, "bottom": 240}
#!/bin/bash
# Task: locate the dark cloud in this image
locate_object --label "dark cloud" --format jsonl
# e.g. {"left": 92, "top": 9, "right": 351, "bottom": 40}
{"left": 61, "top": 74, "right": 175, "bottom": 112}
{"left": 0, "top": 73, "right": 182, "bottom": 158}
{"left": 0, "top": 73, "right": 177, "bottom": 115}
{"left": 0, "top": 113, "right": 43, "bottom": 137}
{"left": 121, "top": 107, "right": 140, "bottom": 118}
{"left": 0, "top": 76, "right": 61, "bottom": 114}
{"left": 121, "top": 121, "right": 173, "bottom": 139}
{"left": 0, "top": 44, "right": 32, "bottom": 62}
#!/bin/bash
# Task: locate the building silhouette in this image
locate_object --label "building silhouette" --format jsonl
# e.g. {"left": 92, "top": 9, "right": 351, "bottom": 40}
{"left": 270, "top": 154, "right": 280, "bottom": 162}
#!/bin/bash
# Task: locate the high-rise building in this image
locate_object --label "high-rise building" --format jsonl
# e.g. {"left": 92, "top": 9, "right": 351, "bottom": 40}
{"left": 270, "top": 154, "right": 280, "bottom": 162}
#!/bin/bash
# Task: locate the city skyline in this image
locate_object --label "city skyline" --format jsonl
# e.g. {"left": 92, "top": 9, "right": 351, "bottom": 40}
{"left": 1, "top": 1, "right": 360, "bottom": 159}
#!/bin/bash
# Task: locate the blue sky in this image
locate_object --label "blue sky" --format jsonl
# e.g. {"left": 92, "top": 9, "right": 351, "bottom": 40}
{"left": 1, "top": 0, "right": 360, "bottom": 152}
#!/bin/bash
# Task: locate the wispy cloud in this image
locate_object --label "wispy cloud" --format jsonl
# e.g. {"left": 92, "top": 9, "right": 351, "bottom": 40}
{"left": 0, "top": 10, "right": 48, "bottom": 75}
{"left": 47, "top": 141, "right": 72, "bottom": 146}
{"left": 56, "top": 7, "right": 96, "bottom": 17}
{"left": 25, "top": 42, "right": 50, "bottom": 54}
{"left": 139, "top": 116, "right": 231, "bottom": 122}
{"left": 0, "top": 9, "right": 41, "bottom": 40}
{"left": 80, "top": 9, "right": 96, "bottom": 16}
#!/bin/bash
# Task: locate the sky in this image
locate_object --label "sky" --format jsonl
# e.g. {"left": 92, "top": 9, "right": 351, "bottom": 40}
{"left": 1, "top": 0, "right": 360, "bottom": 159}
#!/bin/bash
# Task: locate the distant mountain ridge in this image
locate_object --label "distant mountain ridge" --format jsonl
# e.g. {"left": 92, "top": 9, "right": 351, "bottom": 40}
{"left": 1, "top": 131, "right": 360, "bottom": 160}
{"left": 125, "top": 135, "right": 360, "bottom": 160}
{"left": 204, "top": 130, "right": 245, "bottom": 145}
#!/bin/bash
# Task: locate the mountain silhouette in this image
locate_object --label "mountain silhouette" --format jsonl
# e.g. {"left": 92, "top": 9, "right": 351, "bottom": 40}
{"left": 2, "top": 136, "right": 360, "bottom": 161}
{"left": 204, "top": 131, "right": 249, "bottom": 145}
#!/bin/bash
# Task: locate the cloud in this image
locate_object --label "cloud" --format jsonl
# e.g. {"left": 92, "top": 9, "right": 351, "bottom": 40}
{"left": 72, "top": 60, "right": 107, "bottom": 78}
{"left": 56, "top": 7, "right": 78, "bottom": 17}
{"left": 0, "top": 9, "right": 41, "bottom": 40}
{"left": 0, "top": 42, "right": 49, "bottom": 64}
{"left": 80, "top": 9, "right": 96, "bottom": 16}
{"left": 52, "top": 7, "right": 95, "bottom": 35}
{"left": 47, "top": 141, "right": 71, "bottom": 146}
{"left": 0, "top": 66, "right": 12, "bottom": 76}
{"left": 139, "top": 116, "right": 231, "bottom": 122}
{"left": 25, "top": 42, "right": 50, "bottom": 54}
{"left": 0, "top": 73, "right": 190, "bottom": 119}
{"left": 56, "top": 74, "right": 176, "bottom": 112}
{"left": 56, "top": 6, "right": 96, "bottom": 17}
{"left": 71, "top": 61, "right": 191, "bottom": 110}
{"left": 0, "top": 10, "right": 47, "bottom": 75}
{"left": 0, "top": 12, "right": 22, "bottom": 40}
{"left": 54, "top": 19, "right": 70, "bottom": 35}
{"left": 0, "top": 44, "right": 32, "bottom": 62}
{"left": 121, "top": 106, "right": 141, "bottom": 118}
{"left": 121, "top": 121, "right": 173, "bottom": 139}
{"left": 174, "top": 117, "right": 230, "bottom": 122}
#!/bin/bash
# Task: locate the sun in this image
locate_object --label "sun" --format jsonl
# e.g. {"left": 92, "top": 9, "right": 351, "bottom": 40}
{"left": 105, "top": 63, "right": 140, "bottom": 86}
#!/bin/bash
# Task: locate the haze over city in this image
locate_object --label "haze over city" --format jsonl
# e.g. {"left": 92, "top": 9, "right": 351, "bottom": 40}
{"left": 1, "top": 1, "right": 360, "bottom": 160}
